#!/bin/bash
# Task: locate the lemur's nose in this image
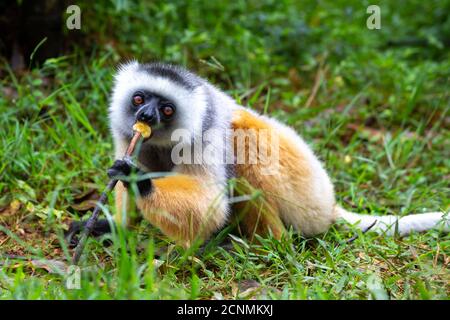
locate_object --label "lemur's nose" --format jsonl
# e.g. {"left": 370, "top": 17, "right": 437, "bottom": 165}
{"left": 137, "top": 111, "right": 154, "bottom": 123}
{"left": 136, "top": 106, "right": 158, "bottom": 125}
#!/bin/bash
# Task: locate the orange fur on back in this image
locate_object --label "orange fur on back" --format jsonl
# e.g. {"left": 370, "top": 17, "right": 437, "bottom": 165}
{"left": 232, "top": 109, "right": 335, "bottom": 237}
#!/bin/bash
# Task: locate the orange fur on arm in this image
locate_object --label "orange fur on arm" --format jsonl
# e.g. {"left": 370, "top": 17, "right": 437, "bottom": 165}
{"left": 136, "top": 174, "right": 227, "bottom": 247}
{"left": 114, "top": 181, "right": 130, "bottom": 226}
{"left": 114, "top": 181, "right": 142, "bottom": 228}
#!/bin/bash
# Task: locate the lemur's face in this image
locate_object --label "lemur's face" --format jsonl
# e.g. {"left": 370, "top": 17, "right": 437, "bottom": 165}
{"left": 110, "top": 61, "right": 208, "bottom": 146}
{"left": 130, "top": 90, "right": 176, "bottom": 136}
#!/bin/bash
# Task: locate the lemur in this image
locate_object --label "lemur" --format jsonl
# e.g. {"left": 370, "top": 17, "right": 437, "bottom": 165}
{"left": 69, "top": 61, "right": 449, "bottom": 248}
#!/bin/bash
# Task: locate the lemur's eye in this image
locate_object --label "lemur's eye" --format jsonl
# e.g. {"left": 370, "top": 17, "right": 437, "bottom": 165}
{"left": 161, "top": 104, "right": 175, "bottom": 117}
{"left": 132, "top": 93, "right": 144, "bottom": 106}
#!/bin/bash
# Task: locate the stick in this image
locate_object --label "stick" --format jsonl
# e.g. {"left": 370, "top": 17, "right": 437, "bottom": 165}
{"left": 72, "top": 131, "right": 142, "bottom": 265}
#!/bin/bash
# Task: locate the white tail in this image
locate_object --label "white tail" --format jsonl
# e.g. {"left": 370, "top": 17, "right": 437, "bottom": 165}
{"left": 335, "top": 207, "right": 449, "bottom": 236}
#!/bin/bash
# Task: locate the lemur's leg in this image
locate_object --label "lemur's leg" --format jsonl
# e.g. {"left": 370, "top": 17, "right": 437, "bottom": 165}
{"left": 231, "top": 110, "right": 286, "bottom": 240}
{"left": 232, "top": 178, "right": 286, "bottom": 241}
{"left": 110, "top": 160, "right": 228, "bottom": 247}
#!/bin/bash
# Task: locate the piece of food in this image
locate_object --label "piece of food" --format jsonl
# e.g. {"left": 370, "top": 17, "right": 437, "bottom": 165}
{"left": 133, "top": 122, "right": 152, "bottom": 138}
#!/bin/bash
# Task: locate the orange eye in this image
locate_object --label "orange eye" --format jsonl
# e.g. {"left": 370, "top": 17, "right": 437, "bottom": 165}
{"left": 132, "top": 94, "right": 144, "bottom": 106}
{"left": 162, "top": 105, "right": 174, "bottom": 117}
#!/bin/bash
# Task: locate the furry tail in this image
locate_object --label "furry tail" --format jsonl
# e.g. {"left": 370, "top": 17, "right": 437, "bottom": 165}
{"left": 335, "top": 207, "right": 449, "bottom": 236}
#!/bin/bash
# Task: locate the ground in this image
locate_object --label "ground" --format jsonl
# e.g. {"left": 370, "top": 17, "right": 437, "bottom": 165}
{"left": 0, "top": 1, "right": 449, "bottom": 299}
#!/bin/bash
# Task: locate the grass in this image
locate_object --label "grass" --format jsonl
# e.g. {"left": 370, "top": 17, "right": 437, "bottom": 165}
{"left": 0, "top": 0, "right": 449, "bottom": 299}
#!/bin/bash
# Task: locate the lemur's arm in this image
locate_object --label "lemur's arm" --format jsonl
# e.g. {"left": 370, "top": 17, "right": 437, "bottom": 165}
{"left": 114, "top": 181, "right": 133, "bottom": 226}
{"left": 109, "top": 160, "right": 228, "bottom": 247}
{"left": 138, "top": 173, "right": 227, "bottom": 247}
{"left": 112, "top": 138, "right": 131, "bottom": 228}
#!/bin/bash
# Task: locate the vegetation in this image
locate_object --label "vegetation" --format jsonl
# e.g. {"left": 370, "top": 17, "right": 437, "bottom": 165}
{"left": 0, "top": 0, "right": 449, "bottom": 299}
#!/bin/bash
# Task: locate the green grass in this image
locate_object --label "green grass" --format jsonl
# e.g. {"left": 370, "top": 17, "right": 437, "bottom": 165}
{"left": 0, "top": 0, "right": 449, "bottom": 299}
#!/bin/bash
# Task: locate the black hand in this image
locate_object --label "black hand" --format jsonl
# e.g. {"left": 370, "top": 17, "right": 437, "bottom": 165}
{"left": 65, "top": 219, "right": 113, "bottom": 248}
{"left": 107, "top": 159, "right": 153, "bottom": 196}
{"left": 107, "top": 159, "right": 133, "bottom": 184}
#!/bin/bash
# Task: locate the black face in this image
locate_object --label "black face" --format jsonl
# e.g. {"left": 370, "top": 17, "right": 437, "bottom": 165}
{"left": 131, "top": 90, "right": 176, "bottom": 127}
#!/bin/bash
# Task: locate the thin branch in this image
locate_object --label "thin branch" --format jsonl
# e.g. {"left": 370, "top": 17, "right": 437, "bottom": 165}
{"left": 71, "top": 131, "right": 142, "bottom": 265}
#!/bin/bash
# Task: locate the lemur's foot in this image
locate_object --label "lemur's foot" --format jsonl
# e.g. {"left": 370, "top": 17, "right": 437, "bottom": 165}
{"left": 107, "top": 159, "right": 152, "bottom": 196}
{"left": 65, "top": 219, "right": 112, "bottom": 248}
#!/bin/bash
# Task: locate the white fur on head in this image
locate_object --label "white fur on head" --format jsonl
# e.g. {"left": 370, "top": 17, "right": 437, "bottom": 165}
{"left": 109, "top": 61, "right": 208, "bottom": 146}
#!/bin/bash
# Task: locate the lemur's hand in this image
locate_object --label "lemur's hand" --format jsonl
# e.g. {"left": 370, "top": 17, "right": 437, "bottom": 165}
{"left": 66, "top": 219, "right": 113, "bottom": 248}
{"left": 107, "top": 159, "right": 133, "bottom": 183}
{"left": 107, "top": 159, "right": 152, "bottom": 196}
